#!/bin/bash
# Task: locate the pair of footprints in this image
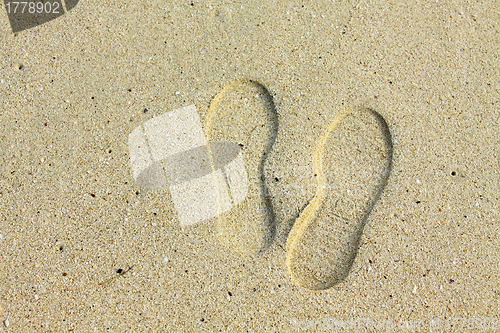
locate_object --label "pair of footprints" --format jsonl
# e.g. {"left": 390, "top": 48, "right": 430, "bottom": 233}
{"left": 206, "top": 79, "right": 392, "bottom": 290}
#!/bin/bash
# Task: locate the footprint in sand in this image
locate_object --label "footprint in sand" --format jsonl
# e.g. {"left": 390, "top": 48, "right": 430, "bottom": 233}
{"left": 285, "top": 108, "right": 393, "bottom": 290}
{"left": 206, "top": 79, "right": 279, "bottom": 255}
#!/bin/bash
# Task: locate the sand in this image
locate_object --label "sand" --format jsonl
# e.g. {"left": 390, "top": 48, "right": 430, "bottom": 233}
{"left": 1, "top": 0, "right": 499, "bottom": 331}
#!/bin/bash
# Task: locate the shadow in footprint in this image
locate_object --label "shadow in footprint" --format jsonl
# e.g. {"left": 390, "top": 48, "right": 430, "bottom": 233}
{"left": 286, "top": 107, "right": 393, "bottom": 290}
{"left": 277, "top": 201, "right": 310, "bottom": 249}
{"left": 206, "top": 79, "right": 279, "bottom": 256}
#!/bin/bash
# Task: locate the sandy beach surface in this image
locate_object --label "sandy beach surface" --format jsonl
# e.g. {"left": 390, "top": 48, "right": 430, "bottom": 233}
{"left": 1, "top": 0, "right": 499, "bottom": 331}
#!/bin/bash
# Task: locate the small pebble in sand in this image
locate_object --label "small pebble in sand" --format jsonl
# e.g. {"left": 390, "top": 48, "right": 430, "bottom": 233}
{"left": 3, "top": 318, "right": 9, "bottom": 327}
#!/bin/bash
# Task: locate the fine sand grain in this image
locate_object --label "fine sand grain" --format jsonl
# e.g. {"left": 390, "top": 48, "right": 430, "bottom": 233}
{"left": 0, "top": 0, "right": 499, "bottom": 331}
